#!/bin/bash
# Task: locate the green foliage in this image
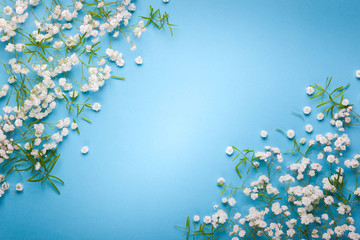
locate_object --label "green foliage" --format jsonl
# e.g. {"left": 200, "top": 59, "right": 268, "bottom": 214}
{"left": 140, "top": 6, "right": 178, "bottom": 36}
{"left": 310, "top": 77, "right": 350, "bottom": 117}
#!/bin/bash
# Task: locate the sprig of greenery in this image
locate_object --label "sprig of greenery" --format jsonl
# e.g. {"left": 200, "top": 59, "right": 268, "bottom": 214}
{"left": 310, "top": 77, "right": 350, "bottom": 117}
{"left": 140, "top": 6, "right": 177, "bottom": 36}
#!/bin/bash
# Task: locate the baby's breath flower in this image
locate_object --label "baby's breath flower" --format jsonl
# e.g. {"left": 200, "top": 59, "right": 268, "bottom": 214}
{"left": 356, "top": 70, "right": 360, "bottom": 78}
{"left": 92, "top": 103, "right": 101, "bottom": 111}
{"left": 81, "top": 146, "right": 89, "bottom": 154}
{"left": 225, "top": 146, "right": 233, "bottom": 155}
{"left": 287, "top": 129, "right": 295, "bottom": 139}
{"left": 342, "top": 99, "right": 349, "bottom": 106}
{"left": 305, "top": 124, "right": 313, "bottom": 133}
{"left": 260, "top": 130, "right": 268, "bottom": 138}
{"left": 35, "top": 162, "right": 41, "bottom": 171}
{"left": 15, "top": 183, "right": 23, "bottom": 191}
{"left": 71, "top": 123, "right": 78, "bottom": 130}
{"left": 217, "top": 177, "right": 225, "bottom": 184}
{"left": 306, "top": 86, "right": 314, "bottom": 95}
{"left": 317, "top": 112, "right": 324, "bottom": 121}
{"left": 135, "top": 56, "right": 143, "bottom": 65}
{"left": 203, "top": 216, "right": 211, "bottom": 224}
{"left": 303, "top": 106, "right": 311, "bottom": 115}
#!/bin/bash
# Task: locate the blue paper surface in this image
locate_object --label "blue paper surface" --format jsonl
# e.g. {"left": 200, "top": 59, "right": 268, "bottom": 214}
{"left": 2, "top": 0, "right": 360, "bottom": 239}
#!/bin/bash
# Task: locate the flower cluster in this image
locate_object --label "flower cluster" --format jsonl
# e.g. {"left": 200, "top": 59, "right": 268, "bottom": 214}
{"left": 0, "top": 0, "right": 174, "bottom": 196}
{"left": 179, "top": 78, "right": 360, "bottom": 240}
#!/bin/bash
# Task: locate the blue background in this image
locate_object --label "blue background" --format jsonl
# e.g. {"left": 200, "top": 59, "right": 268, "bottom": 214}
{"left": 2, "top": 0, "right": 360, "bottom": 239}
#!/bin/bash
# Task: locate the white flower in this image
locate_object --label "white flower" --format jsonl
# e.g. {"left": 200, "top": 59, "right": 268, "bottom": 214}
{"left": 98, "top": 59, "right": 106, "bottom": 66}
{"left": 81, "top": 146, "right": 89, "bottom": 154}
{"left": 228, "top": 197, "right": 236, "bottom": 206}
{"left": 97, "top": 1, "right": 104, "bottom": 8}
{"left": 306, "top": 86, "right": 314, "bottom": 95}
{"left": 135, "top": 56, "right": 143, "bottom": 65}
{"left": 243, "top": 188, "right": 251, "bottom": 196}
{"left": 92, "top": 102, "right": 101, "bottom": 111}
{"left": 71, "top": 123, "right": 78, "bottom": 130}
{"left": 193, "top": 215, "right": 200, "bottom": 222}
{"left": 354, "top": 188, "right": 360, "bottom": 196}
{"left": 163, "top": 0, "right": 170, "bottom": 2}
{"left": 317, "top": 112, "right": 324, "bottom": 121}
{"left": 16, "top": 183, "right": 23, "bottom": 191}
{"left": 221, "top": 197, "right": 228, "bottom": 203}
{"left": 3, "top": 6, "right": 13, "bottom": 15}
{"left": 287, "top": 129, "right": 295, "bottom": 139}
{"left": 356, "top": 70, "right": 360, "bottom": 78}
{"left": 217, "top": 177, "right": 225, "bottom": 184}
{"left": 324, "top": 196, "right": 334, "bottom": 205}
{"left": 279, "top": 174, "right": 295, "bottom": 183}
{"left": 128, "top": 3, "right": 136, "bottom": 11}
{"left": 305, "top": 124, "right": 313, "bottom": 133}
{"left": 35, "top": 162, "right": 41, "bottom": 170}
{"left": 225, "top": 146, "right": 234, "bottom": 155}
{"left": 203, "top": 216, "right": 211, "bottom": 224}
{"left": 303, "top": 106, "right": 311, "bottom": 115}
{"left": 342, "top": 99, "right": 349, "bottom": 106}
{"left": 2, "top": 182, "right": 9, "bottom": 190}
{"left": 250, "top": 193, "right": 258, "bottom": 200}
{"left": 5, "top": 43, "right": 14, "bottom": 52}
{"left": 260, "top": 130, "right": 268, "bottom": 138}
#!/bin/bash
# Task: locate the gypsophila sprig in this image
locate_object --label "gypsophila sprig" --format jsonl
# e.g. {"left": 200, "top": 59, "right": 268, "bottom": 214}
{"left": 0, "top": 0, "right": 175, "bottom": 196}
{"left": 179, "top": 77, "right": 360, "bottom": 240}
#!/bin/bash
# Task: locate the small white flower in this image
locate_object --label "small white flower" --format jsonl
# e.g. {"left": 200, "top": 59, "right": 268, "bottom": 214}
{"left": 203, "top": 216, "right": 211, "bottom": 224}
{"left": 193, "top": 215, "right": 200, "bottom": 222}
{"left": 135, "top": 56, "right": 143, "bottom": 65}
{"left": 217, "top": 177, "right": 225, "bottom": 184}
{"left": 303, "top": 106, "right": 311, "bottom": 115}
{"left": 342, "top": 99, "right": 349, "bottom": 106}
{"left": 317, "top": 112, "right": 324, "bottom": 121}
{"left": 92, "top": 102, "right": 101, "bottom": 111}
{"left": 228, "top": 197, "right": 236, "bottom": 206}
{"left": 3, "top": 6, "right": 13, "bottom": 15}
{"left": 81, "top": 146, "right": 89, "bottom": 154}
{"left": 71, "top": 123, "right": 78, "bottom": 130}
{"left": 15, "top": 183, "right": 23, "bottom": 191}
{"left": 225, "top": 146, "right": 234, "bottom": 155}
{"left": 2, "top": 182, "right": 9, "bottom": 190}
{"left": 324, "top": 196, "right": 334, "bottom": 205}
{"left": 233, "top": 213, "right": 241, "bottom": 220}
{"left": 305, "top": 124, "right": 313, "bottom": 133}
{"left": 260, "top": 130, "right": 268, "bottom": 138}
{"left": 356, "top": 70, "right": 360, "bottom": 78}
{"left": 306, "top": 86, "right": 314, "bottom": 95}
{"left": 35, "top": 162, "right": 41, "bottom": 171}
{"left": 287, "top": 129, "right": 295, "bottom": 139}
